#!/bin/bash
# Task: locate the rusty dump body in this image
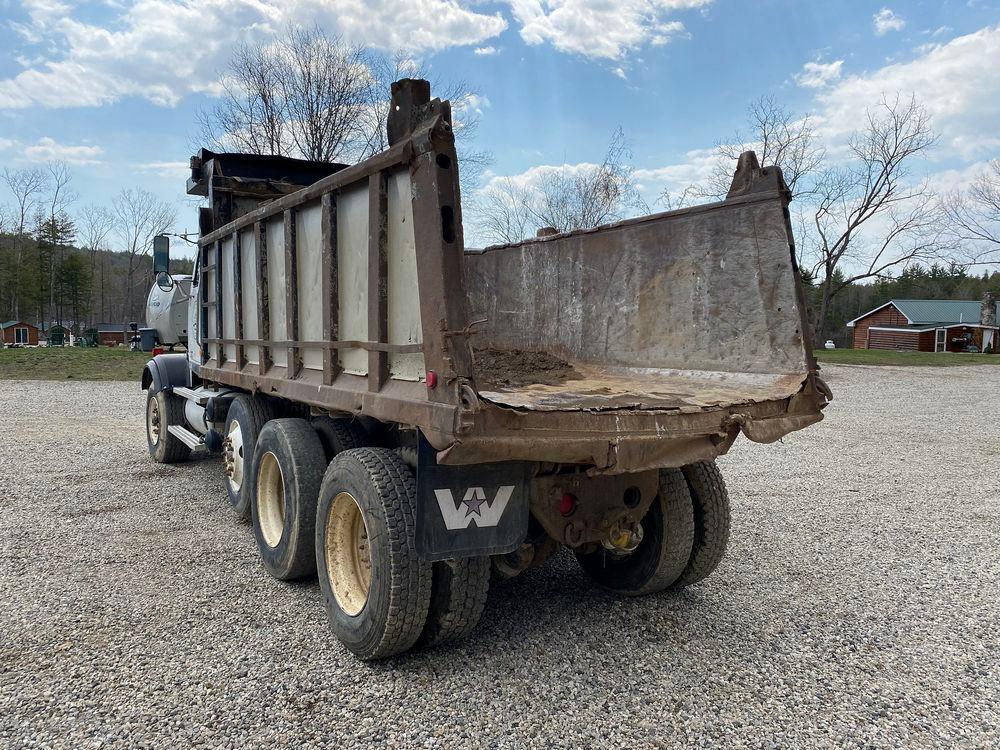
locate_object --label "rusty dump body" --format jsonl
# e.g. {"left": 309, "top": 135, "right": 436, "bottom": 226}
{"left": 190, "top": 80, "right": 829, "bottom": 476}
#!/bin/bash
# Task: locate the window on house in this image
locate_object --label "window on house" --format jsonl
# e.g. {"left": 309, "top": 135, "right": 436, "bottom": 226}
{"left": 14, "top": 327, "right": 29, "bottom": 344}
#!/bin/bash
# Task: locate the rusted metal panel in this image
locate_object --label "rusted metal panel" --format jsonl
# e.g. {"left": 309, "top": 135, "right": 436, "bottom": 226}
{"left": 214, "top": 240, "right": 223, "bottom": 366}
{"left": 283, "top": 208, "right": 298, "bottom": 376}
{"left": 232, "top": 230, "right": 245, "bottom": 369}
{"left": 255, "top": 220, "right": 270, "bottom": 375}
{"left": 367, "top": 171, "right": 389, "bottom": 392}
{"left": 321, "top": 191, "right": 340, "bottom": 385}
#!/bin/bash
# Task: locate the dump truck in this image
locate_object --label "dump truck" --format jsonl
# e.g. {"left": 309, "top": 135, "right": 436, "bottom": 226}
{"left": 142, "top": 79, "right": 830, "bottom": 660}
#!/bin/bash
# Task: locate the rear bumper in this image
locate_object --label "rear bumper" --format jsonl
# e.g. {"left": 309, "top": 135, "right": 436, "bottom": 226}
{"left": 438, "top": 375, "right": 828, "bottom": 474}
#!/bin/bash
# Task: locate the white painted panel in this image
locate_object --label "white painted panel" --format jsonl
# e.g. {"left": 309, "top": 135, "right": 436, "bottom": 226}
{"left": 241, "top": 228, "right": 259, "bottom": 365}
{"left": 221, "top": 237, "right": 237, "bottom": 363}
{"left": 338, "top": 184, "right": 369, "bottom": 375}
{"left": 297, "top": 202, "right": 324, "bottom": 371}
{"left": 267, "top": 218, "right": 287, "bottom": 354}
{"left": 386, "top": 170, "right": 424, "bottom": 381}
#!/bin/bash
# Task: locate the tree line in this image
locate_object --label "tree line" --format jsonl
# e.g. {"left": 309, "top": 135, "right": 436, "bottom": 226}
{"left": 0, "top": 162, "right": 180, "bottom": 329}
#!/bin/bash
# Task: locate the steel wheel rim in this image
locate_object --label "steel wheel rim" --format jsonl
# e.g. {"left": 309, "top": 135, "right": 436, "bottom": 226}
{"left": 147, "top": 396, "right": 161, "bottom": 444}
{"left": 326, "top": 492, "right": 372, "bottom": 617}
{"left": 257, "top": 452, "right": 285, "bottom": 548}
{"left": 223, "top": 420, "right": 245, "bottom": 492}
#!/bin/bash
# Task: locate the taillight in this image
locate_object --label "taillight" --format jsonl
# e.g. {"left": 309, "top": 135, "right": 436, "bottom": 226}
{"left": 559, "top": 493, "right": 577, "bottom": 517}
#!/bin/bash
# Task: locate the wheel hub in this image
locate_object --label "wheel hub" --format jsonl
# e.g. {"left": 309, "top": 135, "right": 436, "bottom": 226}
{"left": 257, "top": 451, "right": 285, "bottom": 548}
{"left": 325, "top": 492, "right": 372, "bottom": 616}
{"left": 147, "top": 397, "right": 161, "bottom": 443}
{"left": 223, "top": 421, "right": 244, "bottom": 489}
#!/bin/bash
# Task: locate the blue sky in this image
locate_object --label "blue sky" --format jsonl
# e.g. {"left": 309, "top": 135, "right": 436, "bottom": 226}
{"left": 1, "top": 0, "right": 998, "bottom": 254}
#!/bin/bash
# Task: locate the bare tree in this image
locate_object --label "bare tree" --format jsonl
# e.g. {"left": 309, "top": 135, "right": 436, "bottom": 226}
{"left": 2, "top": 167, "right": 49, "bottom": 317}
{"left": 473, "top": 177, "right": 535, "bottom": 245}
{"left": 944, "top": 159, "right": 1000, "bottom": 264}
{"left": 681, "top": 96, "right": 825, "bottom": 203}
{"left": 476, "top": 128, "right": 645, "bottom": 245}
{"left": 79, "top": 203, "right": 116, "bottom": 321}
{"left": 43, "top": 162, "right": 77, "bottom": 322}
{"left": 200, "top": 25, "right": 370, "bottom": 162}
{"left": 112, "top": 188, "right": 176, "bottom": 321}
{"left": 280, "top": 25, "right": 369, "bottom": 162}
{"left": 805, "top": 95, "right": 942, "bottom": 343}
{"left": 199, "top": 40, "right": 288, "bottom": 156}
{"left": 199, "top": 25, "right": 491, "bottom": 194}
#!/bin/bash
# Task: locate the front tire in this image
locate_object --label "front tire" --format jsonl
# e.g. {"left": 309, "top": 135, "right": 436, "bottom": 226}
{"left": 316, "top": 448, "right": 431, "bottom": 660}
{"left": 248, "top": 419, "right": 327, "bottom": 581}
{"left": 575, "top": 469, "right": 695, "bottom": 595}
{"left": 145, "top": 389, "right": 190, "bottom": 464}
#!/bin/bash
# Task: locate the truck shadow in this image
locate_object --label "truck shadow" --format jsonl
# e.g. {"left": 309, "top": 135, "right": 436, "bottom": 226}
{"left": 368, "top": 549, "right": 723, "bottom": 674}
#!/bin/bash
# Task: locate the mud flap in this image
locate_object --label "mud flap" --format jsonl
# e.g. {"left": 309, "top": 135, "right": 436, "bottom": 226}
{"left": 415, "top": 434, "right": 532, "bottom": 562}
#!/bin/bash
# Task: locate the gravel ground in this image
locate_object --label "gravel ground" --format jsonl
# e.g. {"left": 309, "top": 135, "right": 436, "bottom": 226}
{"left": 1, "top": 365, "right": 998, "bottom": 749}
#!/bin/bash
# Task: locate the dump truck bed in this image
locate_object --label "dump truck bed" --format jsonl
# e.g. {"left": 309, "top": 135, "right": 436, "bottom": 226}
{"left": 190, "top": 82, "right": 828, "bottom": 475}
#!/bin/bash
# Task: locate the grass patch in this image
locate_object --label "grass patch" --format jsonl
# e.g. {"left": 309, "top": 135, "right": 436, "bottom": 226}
{"left": 0, "top": 346, "right": 150, "bottom": 381}
{"left": 814, "top": 348, "right": 1000, "bottom": 367}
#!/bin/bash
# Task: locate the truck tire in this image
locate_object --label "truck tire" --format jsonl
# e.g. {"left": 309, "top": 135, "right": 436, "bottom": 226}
{"left": 417, "top": 556, "right": 491, "bottom": 649}
{"left": 223, "top": 395, "right": 275, "bottom": 522}
{"left": 575, "top": 469, "right": 695, "bottom": 596}
{"left": 316, "top": 448, "right": 431, "bottom": 660}
{"left": 145, "top": 389, "right": 190, "bottom": 463}
{"left": 249, "top": 419, "right": 326, "bottom": 580}
{"left": 674, "top": 461, "right": 731, "bottom": 587}
{"left": 311, "top": 416, "right": 368, "bottom": 462}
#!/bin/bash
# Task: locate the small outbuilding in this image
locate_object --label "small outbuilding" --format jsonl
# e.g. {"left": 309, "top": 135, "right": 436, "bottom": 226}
{"left": 95, "top": 323, "right": 128, "bottom": 347}
{"left": 848, "top": 294, "right": 999, "bottom": 352}
{"left": 1, "top": 320, "right": 39, "bottom": 346}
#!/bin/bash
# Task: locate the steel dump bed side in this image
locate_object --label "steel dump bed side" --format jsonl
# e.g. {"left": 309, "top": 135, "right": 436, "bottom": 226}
{"left": 191, "top": 84, "right": 828, "bottom": 475}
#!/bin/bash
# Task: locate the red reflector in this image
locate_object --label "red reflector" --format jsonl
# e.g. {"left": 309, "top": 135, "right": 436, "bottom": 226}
{"left": 151, "top": 347, "right": 165, "bottom": 356}
{"left": 426, "top": 370, "right": 438, "bottom": 388}
{"left": 559, "top": 493, "right": 577, "bottom": 517}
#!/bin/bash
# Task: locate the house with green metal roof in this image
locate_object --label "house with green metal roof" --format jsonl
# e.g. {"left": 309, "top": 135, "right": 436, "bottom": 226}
{"left": 847, "top": 294, "right": 999, "bottom": 353}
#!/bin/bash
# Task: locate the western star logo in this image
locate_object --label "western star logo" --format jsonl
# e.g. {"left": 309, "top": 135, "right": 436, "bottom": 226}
{"left": 434, "top": 486, "right": 514, "bottom": 530}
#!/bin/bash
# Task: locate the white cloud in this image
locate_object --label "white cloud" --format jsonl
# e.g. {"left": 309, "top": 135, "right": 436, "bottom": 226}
{"left": 474, "top": 46, "right": 499, "bottom": 55}
{"left": 794, "top": 59, "right": 843, "bottom": 89}
{"left": 24, "top": 136, "right": 103, "bottom": 164}
{"left": 508, "top": 0, "right": 710, "bottom": 59}
{"left": 814, "top": 25, "right": 1000, "bottom": 160}
{"left": 135, "top": 161, "right": 190, "bottom": 179}
{"left": 0, "top": 0, "right": 507, "bottom": 110}
{"left": 0, "top": 138, "right": 13, "bottom": 151}
{"left": 873, "top": 8, "right": 905, "bottom": 36}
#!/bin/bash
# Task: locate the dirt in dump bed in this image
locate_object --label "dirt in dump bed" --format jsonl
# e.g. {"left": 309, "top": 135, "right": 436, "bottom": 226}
{"left": 473, "top": 347, "right": 582, "bottom": 388}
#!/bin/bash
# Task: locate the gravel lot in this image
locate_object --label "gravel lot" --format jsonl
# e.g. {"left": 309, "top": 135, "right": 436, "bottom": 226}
{"left": 1, "top": 365, "right": 998, "bottom": 749}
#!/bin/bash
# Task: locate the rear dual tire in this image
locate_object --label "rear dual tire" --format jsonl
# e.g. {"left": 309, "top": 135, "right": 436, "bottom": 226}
{"left": 575, "top": 460, "right": 731, "bottom": 595}
{"left": 316, "top": 448, "right": 432, "bottom": 660}
{"left": 248, "top": 419, "right": 327, "bottom": 581}
{"left": 315, "top": 448, "right": 492, "bottom": 660}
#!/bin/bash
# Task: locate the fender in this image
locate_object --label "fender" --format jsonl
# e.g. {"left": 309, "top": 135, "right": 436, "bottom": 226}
{"left": 141, "top": 353, "right": 191, "bottom": 394}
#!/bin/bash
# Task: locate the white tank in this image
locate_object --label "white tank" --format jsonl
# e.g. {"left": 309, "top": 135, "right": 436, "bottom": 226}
{"left": 146, "top": 275, "right": 193, "bottom": 346}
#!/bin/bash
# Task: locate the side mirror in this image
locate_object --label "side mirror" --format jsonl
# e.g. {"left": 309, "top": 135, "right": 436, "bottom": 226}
{"left": 156, "top": 271, "right": 175, "bottom": 292}
{"left": 153, "top": 234, "right": 170, "bottom": 274}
